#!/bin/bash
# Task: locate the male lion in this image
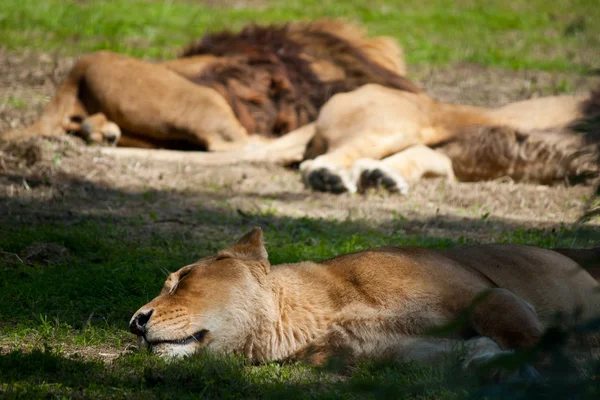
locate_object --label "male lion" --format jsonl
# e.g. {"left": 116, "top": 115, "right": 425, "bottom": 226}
{"left": 298, "top": 85, "right": 600, "bottom": 193}
{"left": 3, "top": 20, "right": 599, "bottom": 193}
{"left": 0, "top": 20, "right": 416, "bottom": 150}
{"left": 130, "top": 227, "right": 600, "bottom": 374}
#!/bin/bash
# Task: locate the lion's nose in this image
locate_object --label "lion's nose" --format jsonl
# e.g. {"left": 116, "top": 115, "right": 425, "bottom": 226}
{"left": 130, "top": 309, "right": 153, "bottom": 336}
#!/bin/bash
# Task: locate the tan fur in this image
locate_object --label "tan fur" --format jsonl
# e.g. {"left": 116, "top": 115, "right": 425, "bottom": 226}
{"left": 2, "top": 51, "right": 249, "bottom": 151}
{"left": 1, "top": 19, "right": 415, "bottom": 151}
{"left": 299, "top": 84, "right": 596, "bottom": 193}
{"left": 3, "top": 20, "right": 598, "bottom": 193}
{"left": 287, "top": 19, "right": 407, "bottom": 77}
{"left": 130, "top": 228, "right": 600, "bottom": 368}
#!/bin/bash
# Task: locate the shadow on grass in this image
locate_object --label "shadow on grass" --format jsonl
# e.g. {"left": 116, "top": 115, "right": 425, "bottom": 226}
{"left": 1, "top": 173, "right": 599, "bottom": 399}
{"left": 0, "top": 346, "right": 471, "bottom": 399}
{"left": 1, "top": 339, "right": 599, "bottom": 400}
{"left": 1, "top": 173, "right": 599, "bottom": 331}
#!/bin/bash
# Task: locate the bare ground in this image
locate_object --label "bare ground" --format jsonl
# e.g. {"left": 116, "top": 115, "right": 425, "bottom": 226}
{"left": 1, "top": 49, "right": 600, "bottom": 243}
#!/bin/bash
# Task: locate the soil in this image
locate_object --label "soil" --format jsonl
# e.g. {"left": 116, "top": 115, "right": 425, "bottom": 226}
{"left": 1, "top": 49, "right": 600, "bottom": 244}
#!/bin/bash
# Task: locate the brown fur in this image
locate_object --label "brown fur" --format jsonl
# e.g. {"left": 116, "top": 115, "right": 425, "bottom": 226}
{"left": 436, "top": 89, "right": 600, "bottom": 184}
{"left": 130, "top": 228, "right": 600, "bottom": 368}
{"left": 299, "top": 85, "right": 600, "bottom": 194}
{"left": 437, "top": 125, "right": 600, "bottom": 184}
{"left": 3, "top": 19, "right": 599, "bottom": 194}
{"left": 181, "top": 21, "right": 418, "bottom": 137}
{"left": 1, "top": 19, "right": 416, "bottom": 149}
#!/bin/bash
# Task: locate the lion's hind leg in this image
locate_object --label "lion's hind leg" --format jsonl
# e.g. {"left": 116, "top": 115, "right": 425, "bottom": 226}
{"left": 352, "top": 145, "right": 455, "bottom": 194}
{"left": 0, "top": 52, "right": 111, "bottom": 142}
{"left": 467, "top": 288, "right": 544, "bottom": 350}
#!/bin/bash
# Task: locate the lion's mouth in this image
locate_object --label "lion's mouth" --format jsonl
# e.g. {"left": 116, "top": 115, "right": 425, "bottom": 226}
{"left": 146, "top": 329, "right": 209, "bottom": 346}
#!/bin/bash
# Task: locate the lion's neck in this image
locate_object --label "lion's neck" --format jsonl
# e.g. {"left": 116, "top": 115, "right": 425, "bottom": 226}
{"left": 248, "top": 262, "right": 337, "bottom": 362}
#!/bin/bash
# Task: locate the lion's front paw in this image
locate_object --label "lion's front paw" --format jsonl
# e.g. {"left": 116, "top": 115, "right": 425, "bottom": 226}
{"left": 299, "top": 159, "right": 356, "bottom": 194}
{"left": 461, "top": 337, "right": 541, "bottom": 383}
{"left": 73, "top": 113, "right": 121, "bottom": 146}
{"left": 352, "top": 159, "right": 409, "bottom": 194}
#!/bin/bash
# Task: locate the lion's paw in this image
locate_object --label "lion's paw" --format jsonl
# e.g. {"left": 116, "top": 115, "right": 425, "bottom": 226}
{"left": 82, "top": 120, "right": 121, "bottom": 146}
{"left": 352, "top": 159, "right": 409, "bottom": 194}
{"left": 299, "top": 159, "right": 356, "bottom": 194}
{"left": 74, "top": 113, "right": 121, "bottom": 146}
{"left": 461, "top": 337, "right": 541, "bottom": 383}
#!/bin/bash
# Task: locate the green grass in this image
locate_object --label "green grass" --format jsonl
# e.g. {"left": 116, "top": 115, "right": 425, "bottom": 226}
{"left": 0, "top": 0, "right": 599, "bottom": 71}
{"left": 2, "top": 0, "right": 600, "bottom": 397}
{"left": 1, "top": 210, "right": 599, "bottom": 398}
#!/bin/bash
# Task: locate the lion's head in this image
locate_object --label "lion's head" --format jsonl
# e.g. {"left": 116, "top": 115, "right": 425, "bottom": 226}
{"left": 129, "top": 227, "right": 271, "bottom": 358}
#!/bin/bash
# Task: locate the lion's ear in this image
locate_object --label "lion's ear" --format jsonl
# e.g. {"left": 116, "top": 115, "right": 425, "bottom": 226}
{"left": 218, "top": 227, "right": 269, "bottom": 269}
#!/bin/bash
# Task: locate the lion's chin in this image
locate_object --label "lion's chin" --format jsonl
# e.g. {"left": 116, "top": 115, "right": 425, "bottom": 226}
{"left": 137, "top": 336, "right": 150, "bottom": 351}
{"left": 151, "top": 342, "right": 199, "bottom": 359}
{"left": 136, "top": 336, "right": 198, "bottom": 359}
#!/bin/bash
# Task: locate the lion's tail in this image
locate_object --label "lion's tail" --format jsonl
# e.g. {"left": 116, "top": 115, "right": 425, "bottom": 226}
{"left": 553, "top": 247, "right": 600, "bottom": 282}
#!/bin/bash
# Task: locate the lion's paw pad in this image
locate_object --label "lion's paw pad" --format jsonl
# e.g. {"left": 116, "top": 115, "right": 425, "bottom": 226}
{"left": 300, "top": 160, "right": 356, "bottom": 194}
{"left": 353, "top": 159, "right": 409, "bottom": 194}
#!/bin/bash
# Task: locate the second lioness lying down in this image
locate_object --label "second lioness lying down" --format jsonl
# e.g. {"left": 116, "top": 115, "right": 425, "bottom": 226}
{"left": 129, "top": 228, "right": 600, "bottom": 374}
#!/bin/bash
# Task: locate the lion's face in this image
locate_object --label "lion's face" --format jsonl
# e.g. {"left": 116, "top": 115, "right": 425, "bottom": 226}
{"left": 129, "top": 228, "right": 270, "bottom": 358}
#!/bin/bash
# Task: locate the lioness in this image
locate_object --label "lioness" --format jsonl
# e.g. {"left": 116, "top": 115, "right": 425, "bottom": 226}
{"left": 130, "top": 227, "right": 600, "bottom": 371}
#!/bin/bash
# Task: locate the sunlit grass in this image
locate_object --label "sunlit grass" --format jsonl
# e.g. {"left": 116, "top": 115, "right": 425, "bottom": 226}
{"left": 0, "top": 0, "right": 598, "bottom": 71}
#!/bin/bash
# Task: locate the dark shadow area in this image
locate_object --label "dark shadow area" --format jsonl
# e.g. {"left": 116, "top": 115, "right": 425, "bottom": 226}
{"left": 2, "top": 171, "right": 599, "bottom": 244}
{"left": 1, "top": 328, "right": 599, "bottom": 400}
{"left": 1, "top": 165, "right": 599, "bottom": 399}
{"left": 1, "top": 170, "right": 599, "bottom": 328}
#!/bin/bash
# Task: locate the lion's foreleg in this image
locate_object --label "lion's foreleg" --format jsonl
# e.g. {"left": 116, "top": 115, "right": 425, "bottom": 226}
{"left": 293, "top": 320, "right": 508, "bottom": 370}
{"left": 352, "top": 145, "right": 456, "bottom": 194}
{"left": 299, "top": 131, "right": 420, "bottom": 194}
{"left": 294, "top": 319, "right": 537, "bottom": 381}
{"left": 0, "top": 53, "right": 101, "bottom": 141}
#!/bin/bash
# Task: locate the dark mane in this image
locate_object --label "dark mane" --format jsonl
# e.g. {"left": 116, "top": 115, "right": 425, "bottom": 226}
{"left": 437, "top": 86, "right": 600, "bottom": 184}
{"left": 179, "top": 21, "right": 419, "bottom": 137}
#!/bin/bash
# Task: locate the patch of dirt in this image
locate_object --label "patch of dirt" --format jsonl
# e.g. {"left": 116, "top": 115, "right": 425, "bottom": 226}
{"left": 0, "top": 48, "right": 599, "bottom": 243}
{"left": 0, "top": 241, "right": 71, "bottom": 267}
{"left": 412, "top": 63, "right": 599, "bottom": 106}
{"left": 0, "top": 340, "right": 134, "bottom": 363}
{"left": 0, "top": 133, "right": 597, "bottom": 244}
{"left": 20, "top": 242, "right": 71, "bottom": 266}
{"left": 0, "top": 50, "right": 74, "bottom": 133}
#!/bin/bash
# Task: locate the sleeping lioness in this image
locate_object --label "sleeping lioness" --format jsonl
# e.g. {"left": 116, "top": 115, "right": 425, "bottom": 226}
{"left": 130, "top": 228, "right": 600, "bottom": 372}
